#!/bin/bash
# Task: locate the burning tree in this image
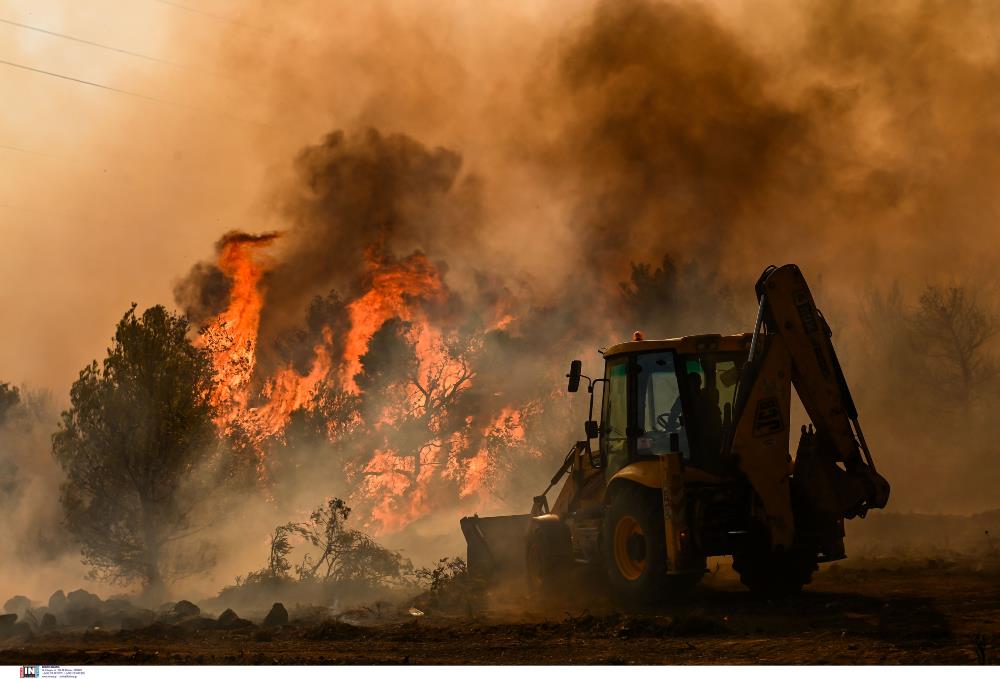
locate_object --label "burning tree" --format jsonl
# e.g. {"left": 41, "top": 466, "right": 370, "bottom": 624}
{"left": 178, "top": 230, "right": 548, "bottom": 533}
{"left": 52, "top": 305, "right": 220, "bottom": 596}
{"left": 335, "top": 318, "right": 481, "bottom": 530}
{"left": 165, "top": 129, "right": 573, "bottom": 535}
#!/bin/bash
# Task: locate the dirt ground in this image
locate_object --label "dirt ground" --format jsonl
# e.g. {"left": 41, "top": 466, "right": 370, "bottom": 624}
{"left": 2, "top": 561, "right": 997, "bottom": 665}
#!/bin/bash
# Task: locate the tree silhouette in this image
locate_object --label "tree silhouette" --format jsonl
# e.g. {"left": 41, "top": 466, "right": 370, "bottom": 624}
{"left": 909, "top": 285, "right": 999, "bottom": 403}
{"left": 52, "top": 305, "right": 219, "bottom": 595}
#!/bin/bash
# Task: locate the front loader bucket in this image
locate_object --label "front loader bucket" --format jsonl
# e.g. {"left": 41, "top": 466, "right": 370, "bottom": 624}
{"left": 460, "top": 514, "right": 532, "bottom": 582}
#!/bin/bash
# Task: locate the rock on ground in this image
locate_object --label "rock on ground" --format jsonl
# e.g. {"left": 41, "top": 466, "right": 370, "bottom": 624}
{"left": 40, "top": 613, "right": 57, "bottom": 632}
{"left": 47, "top": 590, "right": 66, "bottom": 613}
{"left": 66, "top": 590, "right": 102, "bottom": 609}
{"left": 172, "top": 601, "right": 201, "bottom": 618}
{"left": 179, "top": 617, "right": 216, "bottom": 631}
{"left": 0, "top": 614, "right": 17, "bottom": 639}
{"left": 263, "top": 603, "right": 288, "bottom": 628}
{"left": 217, "top": 609, "right": 253, "bottom": 630}
{"left": 3, "top": 596, "right": 31, "bottom": 617}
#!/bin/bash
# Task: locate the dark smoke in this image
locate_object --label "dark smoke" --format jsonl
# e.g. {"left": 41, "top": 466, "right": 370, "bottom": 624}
{"left": 173, "top": 263, "right": 232, "bottom": 327}
{"left": 174, "top": 231, "right": 281, "bottom": 326}
{"left": 257, "top": 129, "right": 483, "bottom": 363}
{"left": 218, "top": 231, "right": 283, "bottom": 247}
{"left": 549, "top": 0, "right": 820, "bottom": 274}
{"left": 514, "top": 0, "right": 1000, "bottom": 294}
{"left": 273, "top": 291, "right": 351, "bottom": 376}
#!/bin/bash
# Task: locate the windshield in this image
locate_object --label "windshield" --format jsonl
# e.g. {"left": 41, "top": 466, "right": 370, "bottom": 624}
{"left": 633, "top": 350, "right": 743, "bottom": 468}
{"left": 634, "top": 351, "right": 690, "bottom": 458}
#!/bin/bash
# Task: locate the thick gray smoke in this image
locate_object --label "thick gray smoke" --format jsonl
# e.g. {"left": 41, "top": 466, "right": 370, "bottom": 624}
{"left": 0, "top": 388, "right": 90, "bottom": 598}
{"left": 546, "top": 0, "right": 821, "bottom": 273}
{"left": 530, "top": 0, "right": 1000, "bottom": 290}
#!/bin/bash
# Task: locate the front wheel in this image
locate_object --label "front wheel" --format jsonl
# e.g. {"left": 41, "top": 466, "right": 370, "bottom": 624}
{"left": 603, "top": 483, "right": 698, "bottom": 606}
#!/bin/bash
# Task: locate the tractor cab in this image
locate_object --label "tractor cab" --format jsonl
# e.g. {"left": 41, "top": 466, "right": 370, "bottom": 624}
{"left": 571, "top": 334, "right": 752, "bottom": 479}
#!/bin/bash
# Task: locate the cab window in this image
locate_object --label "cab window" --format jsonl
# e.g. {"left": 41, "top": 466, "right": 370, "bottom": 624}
{"left": 601, "top": 357, "right": 629, "bottom": 476}
{"left": 635, "top": 351, "right": 689, "bottom": 459}
{"left": 681, "top": 354, "right": 741, "bottom": 473}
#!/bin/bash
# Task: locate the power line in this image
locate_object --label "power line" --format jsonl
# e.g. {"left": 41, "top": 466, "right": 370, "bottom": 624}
{"left": 0, "top": 18, "right": 187, "bottom": 70}
{"left": 1, "top": 57, "right": 187, "bottom": 105}
{"left": 0, "top": 143, "right": 50, "bottom": 157}
{"left": 150, "top": 0, "right": 269, "bottom": 32}
{"left": 0, "top": 58, "right": 268, "bottom": 127}
{"left": 0, "top": 17, "right": 236, "bottom": 82}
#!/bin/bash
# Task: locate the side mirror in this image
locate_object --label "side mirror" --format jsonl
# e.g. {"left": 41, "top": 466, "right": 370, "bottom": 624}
{"left": 669, "top": 432, "right": 680, "bottom": 453}
{"left": 585, "top": 420, "right": 599, "bottom": 439}
{"left": 567, "top": 360, "right": 582, "bottom": 393}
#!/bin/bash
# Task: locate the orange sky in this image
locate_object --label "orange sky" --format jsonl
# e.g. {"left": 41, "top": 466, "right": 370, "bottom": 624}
{"left": 0, "top": 0, "right": 271, "bottom": 392}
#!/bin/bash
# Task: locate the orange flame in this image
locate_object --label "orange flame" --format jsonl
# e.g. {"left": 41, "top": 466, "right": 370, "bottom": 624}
{"left": 341, "top": 252, "right": 447, "bottom": 393}
{"left": 256, "top": 327, "right": 334, "bottom": 434}
{"left": 197, "top": 234, "right": 528, "bottom": 533}
{"left": 455, "top": 406, "right": 530, "bottom": 499}
{"left": 198, "top": 233, "right": 278, "bottom": 429}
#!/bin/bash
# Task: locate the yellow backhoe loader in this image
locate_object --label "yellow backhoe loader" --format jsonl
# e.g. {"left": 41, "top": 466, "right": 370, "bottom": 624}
{"left": 461, "top": 264, "right": 890, "bottom": 602}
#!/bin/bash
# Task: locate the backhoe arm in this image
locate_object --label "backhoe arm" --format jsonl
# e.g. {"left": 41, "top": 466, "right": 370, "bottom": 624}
{"left": 756, "top": 265, "right": 890, "bottom": 515}
{"left": 728, "top": 264, "right": 890, "bottom": 549}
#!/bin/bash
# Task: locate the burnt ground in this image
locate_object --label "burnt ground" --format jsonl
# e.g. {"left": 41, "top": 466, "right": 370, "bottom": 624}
{"left": 2, "top": 560, "right": 998, "bottom": 665}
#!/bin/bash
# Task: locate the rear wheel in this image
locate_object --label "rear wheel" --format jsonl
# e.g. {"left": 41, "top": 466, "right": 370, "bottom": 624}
{"left": 732, "top": 546, "right": 818, "bottom": 598}
{"left": 603, "top": 483, "right": 698, "bottom": 606}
